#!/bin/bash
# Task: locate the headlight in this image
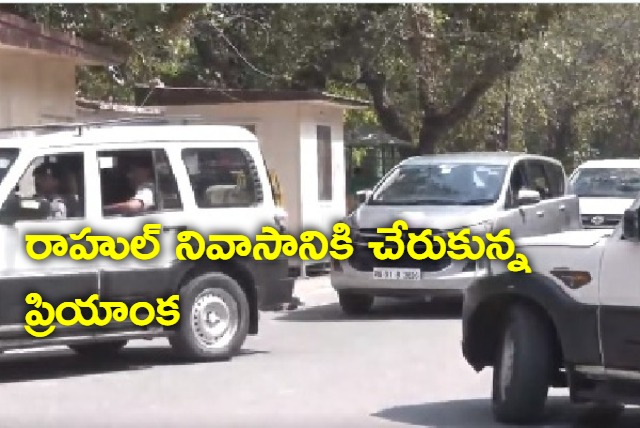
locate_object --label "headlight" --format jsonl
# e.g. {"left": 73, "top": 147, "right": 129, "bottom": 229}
{"left": 449, "top": 220, "right": 494, "bottom": 237}
{"left": 468, "top": 219, "right": 494, "bottom": 235}
{"left": 274, "top": 207, "right": 288, "bottom": 232}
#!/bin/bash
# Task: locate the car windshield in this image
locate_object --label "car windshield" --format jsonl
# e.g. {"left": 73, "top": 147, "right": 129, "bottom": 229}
{"left": 570, "top": 167, "right": 640, "bottom": 198}
{"left": 369, "top": 162, "right": 508, "bottom": 205}
{"left": 0, "top": 148, "right": 19, "bottom": 184}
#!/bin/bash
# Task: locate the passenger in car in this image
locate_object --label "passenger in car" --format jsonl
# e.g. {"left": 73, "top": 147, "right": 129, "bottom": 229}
{"left": 103, "top": 160, "right": 156, "bottom": 215}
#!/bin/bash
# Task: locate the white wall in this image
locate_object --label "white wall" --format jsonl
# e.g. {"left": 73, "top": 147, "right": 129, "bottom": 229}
{"left": 298, "top": 103, "right": 346, "bottom": 236}
{"left": 0, "top": 50, "right": 77, "bottom": 127}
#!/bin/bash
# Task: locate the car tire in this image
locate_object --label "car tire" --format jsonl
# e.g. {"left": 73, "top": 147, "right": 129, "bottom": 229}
{"left": 169, "top": 272, "right": 250, "bottom": 361}
{"left": 492, "top": 303, "right": 554, "bottom": 425}
{"left": 338, "top": 292, "right": 374, "bottom": 315}
{"left": 69, "top": 340, "right": 128, "bottom": 359}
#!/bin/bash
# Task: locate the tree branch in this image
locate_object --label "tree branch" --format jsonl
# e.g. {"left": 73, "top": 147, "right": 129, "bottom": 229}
{"left": 358, "top": 69, "right": 414, "bottom": 144}
{"left": 444, "top": 47, "right": 522, "bottom": 126}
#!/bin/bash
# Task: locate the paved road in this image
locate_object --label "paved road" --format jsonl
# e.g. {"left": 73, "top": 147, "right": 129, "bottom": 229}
{"left": 0, "top": 276, "right": 638, "bottom": 427}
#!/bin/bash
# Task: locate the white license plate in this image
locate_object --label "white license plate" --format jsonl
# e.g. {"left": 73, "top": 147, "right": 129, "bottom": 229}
{"left": 372, "top": 268, "right": 421, "bottom": 281}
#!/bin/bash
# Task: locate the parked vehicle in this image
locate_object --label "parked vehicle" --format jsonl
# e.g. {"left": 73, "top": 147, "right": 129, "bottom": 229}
{"left": 0, "top": 119, "right": 294, "bottom": 361}
{"left": 462, "top": 196, "right": 640, "bottom": 424}
{"left": 330, "top": 152, "right": 581, "bottom": 315}
{"left": 569, "top": 158, "right": 640, "bottom": 228}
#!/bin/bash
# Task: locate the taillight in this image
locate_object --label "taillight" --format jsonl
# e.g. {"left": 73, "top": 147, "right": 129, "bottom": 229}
{"left": 274, "top": 208, "right": 288, "bottom": 232}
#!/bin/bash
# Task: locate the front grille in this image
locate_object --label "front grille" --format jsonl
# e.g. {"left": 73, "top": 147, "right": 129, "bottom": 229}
{"left": 348, "top": 228, "right": 453, "bottom": 272}
{"left": 581, "top": 214, "right": 622, "bottom": 228}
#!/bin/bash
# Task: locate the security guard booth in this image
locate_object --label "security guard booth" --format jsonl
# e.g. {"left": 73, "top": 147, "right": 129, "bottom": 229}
{"left": 345, "top": 128, "right": 412, "bottom": 212}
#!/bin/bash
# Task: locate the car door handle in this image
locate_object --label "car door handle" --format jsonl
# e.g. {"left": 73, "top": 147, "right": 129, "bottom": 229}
{"left": 559, "top": 205, "right": 566, "bottom": 211}
{"left": 536, "top": 211, "right": 544, "bottom": 217}
{"left": 162, "top": 225, "right": 188, "bottom": 232}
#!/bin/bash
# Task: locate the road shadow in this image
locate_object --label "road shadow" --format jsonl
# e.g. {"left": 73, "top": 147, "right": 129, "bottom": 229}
{"left": 374, "top": 397, "right": 640, "bottom": 427}
{"left": 275, "top": 298, "right": 462, "bottom": 323}
{"left": 0, "top": 344, "right": 267, "bottom": 384}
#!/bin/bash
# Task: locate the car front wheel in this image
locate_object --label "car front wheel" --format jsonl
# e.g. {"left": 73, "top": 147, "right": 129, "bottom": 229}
{"left": 169, "top": 272, "right": 250, "bottom": 361}
{"left": 492, "top": 303, "right": 554, "bottom": 424}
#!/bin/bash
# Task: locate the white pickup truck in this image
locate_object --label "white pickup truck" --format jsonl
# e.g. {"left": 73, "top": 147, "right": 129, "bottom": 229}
{"left": 462, "top": 196, "right": 640, "bottom": 424}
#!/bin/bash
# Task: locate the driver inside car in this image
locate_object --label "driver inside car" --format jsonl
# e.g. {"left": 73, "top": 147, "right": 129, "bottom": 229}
{"left": 33, "top": 163, "right": 68, "bottom": 220}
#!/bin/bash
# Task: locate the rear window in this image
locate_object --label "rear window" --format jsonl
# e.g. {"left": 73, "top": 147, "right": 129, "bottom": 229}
{"left": 181, "top": 148, "right": 262, "bottom": 208}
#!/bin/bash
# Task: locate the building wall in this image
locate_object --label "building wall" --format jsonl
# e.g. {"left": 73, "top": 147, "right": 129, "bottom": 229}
{"left": 0, "top": 50, "right": 77, "bottom": 128}
{"left": 298, "top": 103, "right": 346, "bottom": 236}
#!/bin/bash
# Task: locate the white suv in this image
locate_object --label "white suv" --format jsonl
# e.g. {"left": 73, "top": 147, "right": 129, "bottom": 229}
{"left": 569, "top": 158, "right": 640, "bottom": 228}
{"left": 462, "top": 194, "right": 640, "bottom": 424}
{"left": 0, "top": 119, "right": 293, "bottom": 361}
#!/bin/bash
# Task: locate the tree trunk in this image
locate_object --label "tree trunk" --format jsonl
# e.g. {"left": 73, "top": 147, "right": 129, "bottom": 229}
{"left": 547, "top": 106, "right": 573, "bottom": 168}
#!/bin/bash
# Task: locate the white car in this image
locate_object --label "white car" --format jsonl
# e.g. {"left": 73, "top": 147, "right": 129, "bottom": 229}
{"left": 462, "top": 197, "right": 640, "bottom": 424}
{"left": 0, "top": 118, "right": 294, "bottom": 361}
{"left": 569, "top": 158, "right": 640, "bottom": 228}
{"left": 331, "top": 152, "right": 580, "bottom": 315}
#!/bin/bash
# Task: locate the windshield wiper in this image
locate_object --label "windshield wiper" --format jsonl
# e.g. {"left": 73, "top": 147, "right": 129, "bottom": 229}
{"left": 369, "top": 199, "right": 456, "bottom": 206}
{"left": 458, "top": 198, "right": 496, "bottom": 205}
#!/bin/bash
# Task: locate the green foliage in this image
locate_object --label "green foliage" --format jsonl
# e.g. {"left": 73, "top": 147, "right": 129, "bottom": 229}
{"left": 7, "top": 4, "right": 640, "bottom": 163}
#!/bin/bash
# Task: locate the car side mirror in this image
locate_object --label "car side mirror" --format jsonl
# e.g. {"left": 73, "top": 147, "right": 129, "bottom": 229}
{"left": 622, "top": 207, "right": 640, "bottom": 241}
{"left": 0, "top": 194, "right": 20, "bottom": 225}
{"left": 517, "top": 188, "right": 541, "bottom": 206}
{"left": 356, "top": 189, "right": 373, "bottom": 204}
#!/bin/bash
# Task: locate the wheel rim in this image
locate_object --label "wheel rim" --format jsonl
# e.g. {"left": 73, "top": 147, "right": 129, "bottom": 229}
{"left": 498, "top": 327, "right": 516, "bottom": 401}
{"left": 191, "top": 288, "right": 239, "bottom": 350}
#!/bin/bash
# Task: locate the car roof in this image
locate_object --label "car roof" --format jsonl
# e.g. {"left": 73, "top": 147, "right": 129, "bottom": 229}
{"left": 401, "top": 151, "right": 559, "bottom": 167}
{"left": 0, "top": 124, "right": 259, "bottom": 150}
{"left": 576, "top": 159, "right": 640, "bottom": 169}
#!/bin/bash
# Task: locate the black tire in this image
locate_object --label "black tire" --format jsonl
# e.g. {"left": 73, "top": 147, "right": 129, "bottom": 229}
{"left": 492, "top": 303, "right": 554, "bottom": 425}
{"left": 169, "top": 272, "right": 250, "bottom": 361}
{"left": 69, "top": 340, "right": 128, "bottom": 359}
{"left": 338, "top": 292, "right": 374, "bottom": 315}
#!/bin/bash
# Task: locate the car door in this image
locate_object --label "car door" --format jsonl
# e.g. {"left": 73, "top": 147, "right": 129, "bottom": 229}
{"left": 494, "top": 159, "right": 548, "bottom": 239}
{"left": 0, "top": 149, "right": 99, "bottom": 333}
{"left": 596, "top": 224, "right": 640, "bottom": 372}
{"left": 521, "top": 159, "right": 562, "bottom": 235}
{"left": 542, "top": 160, "right": 581, "bottom": 232}
{"left": 92, "top": 146, "right": 184, "bottom": 325}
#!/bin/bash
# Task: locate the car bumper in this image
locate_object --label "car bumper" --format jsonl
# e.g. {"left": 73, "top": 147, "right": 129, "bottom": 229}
{"left": 330, "top": 258, "right": 487, "bottom": 298}
{"left": 252, "top": 257, "right": 295, "bottom": 310}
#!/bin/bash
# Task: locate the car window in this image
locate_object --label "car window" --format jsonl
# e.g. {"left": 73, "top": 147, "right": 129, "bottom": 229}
{"left": 570, "top": 167, "right": 640, "bottom": 198}
{"left": 181, "top": 147, "right": 262, "bottom": 208}
{"left": 506, "top": 161, "right": 527, "bottom": 208}
{"left": 97, "top": 148, "right": 182, "bottom": 217}
{"left": 0, "top": 152, "right": 85, "bottom": 222}
{"left": 0, "top": 148, "right": 19, "bottom": 184}
{"left": 369, "top": 161, "right": 508, "bottom": 206}
{"left": 525, "top": 160, "right": 553, "bottom": 200}
{"left": 543, "top": 162, "right": 565, "bottom": 198}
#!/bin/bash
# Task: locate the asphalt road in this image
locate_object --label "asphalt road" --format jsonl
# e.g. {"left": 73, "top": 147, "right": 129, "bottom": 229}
{"left": 0, "top": 276, "right": 638, "bottom": 427}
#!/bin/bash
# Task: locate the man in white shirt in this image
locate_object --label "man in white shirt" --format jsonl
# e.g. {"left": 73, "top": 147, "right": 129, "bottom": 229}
{"left": 104, "top": 161, "right": 155, "bottom": 215}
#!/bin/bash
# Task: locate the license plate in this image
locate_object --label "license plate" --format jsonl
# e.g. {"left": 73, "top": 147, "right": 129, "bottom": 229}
{"left": 372, "top": 268, "right": 421, "bottom": 281}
